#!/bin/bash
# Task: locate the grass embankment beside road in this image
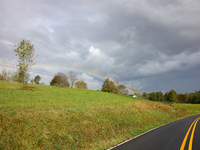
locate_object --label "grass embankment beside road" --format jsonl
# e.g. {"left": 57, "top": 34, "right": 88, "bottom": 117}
{"left": 0, "top": 80, "right": 200, "bottom": 149}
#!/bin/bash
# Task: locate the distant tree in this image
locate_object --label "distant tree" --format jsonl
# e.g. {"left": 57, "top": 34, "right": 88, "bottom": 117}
{"left": 30, "top": 79, "right": 34, "bottom": 84}
{"left": 0, "top": 74, "right": 3, "bottom": 80}
{"left": 68, "top": 71, "right": 78, "bottom": 88}
{"left": 34, "top": 75, "right": 41, "bottom": 84}
{"left": 40, "top": 82, "right": 45, "bottom": 85}
{"left": 101, "top": 78, "right": 118, "bottom": 93}
{"left": 1, "top": 68, "right": 11, "bottom": 81}
{"left": 188, "top": 93, "right": 195, "bottom": 103}
{"left": 157, "top": 91, "right": 164, "bottom": 101}
{"left": 164, "top": 92, "right": 169, "bottom": 101}
{"left": 188, "top": 91, "right": 200, "bottom": 104}
{"left": 50, "top": 72, "right": 69, "bottom": 87}
{"left": 10, "top": 71, "right": 19, "bottom": 82}
{"left": 117, "top": 84, "right": 128, "bottom": 95}
{"left": 193, "top": 91, "right": 200, "bottom": 103}
{"left": 14, "top": 39, "right": 37, "bottom": 88}
{"left": 75, "top": 81, "right": 88, "bottom": 89}
{"left": 149, "top": 92, "right": 157, "bottom": 101}
{"left": 50, "top": 76, "right": 62, "bottom": 86}
{"left": 168, "top": 90, "right": 178, "bottom": 102}
{"left": 142, "top": 92, "right": 148, "bottom": 99}
{"left": 178, "top": 93, "right": 188, "bottom": 103}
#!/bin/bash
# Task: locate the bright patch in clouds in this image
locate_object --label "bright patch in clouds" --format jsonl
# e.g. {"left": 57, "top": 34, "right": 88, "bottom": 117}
{"left": 1, "top": 0, "right": 200, "bottom": 93}
{"left": 89, "top": 46, "right": 100, "bottom": 54}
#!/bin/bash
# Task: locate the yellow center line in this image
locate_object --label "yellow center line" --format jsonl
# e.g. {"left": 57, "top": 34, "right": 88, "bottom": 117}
{"left": 188, "top": 118, "right": 200, "bottom": 150}
{"left": 180, "top": 117, "right": 200, "bottom": 150}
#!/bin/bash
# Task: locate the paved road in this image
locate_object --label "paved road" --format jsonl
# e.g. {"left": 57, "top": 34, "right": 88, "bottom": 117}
{"left": 110, "top": 114, "right": 200, "bottom": 150}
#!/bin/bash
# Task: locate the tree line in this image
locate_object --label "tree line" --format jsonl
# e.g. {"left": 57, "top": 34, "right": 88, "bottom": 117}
{"left": 49, "top": 71, "right": 88, "bottom": 89}
{"left": 1, "top": 39, "right": 199, "bottom": 100}
{"left": 142, "top": 90, "right": 200, "bottom": 104}
{"left": 0, "top": 39, "right": 87, "bottom": 89}
{"left": 101, "top": 78, "right": 129, "bottom": 95}
{"left": 101, "top": 78, "right": 200, "bottom": 104}
{"left": 0, "top": 68, "right": 88, "bottom": 89}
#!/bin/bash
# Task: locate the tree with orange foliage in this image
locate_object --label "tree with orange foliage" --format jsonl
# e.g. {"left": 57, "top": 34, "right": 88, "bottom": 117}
{"left": 75, "top": 81, "right": 88, "bottom": 89}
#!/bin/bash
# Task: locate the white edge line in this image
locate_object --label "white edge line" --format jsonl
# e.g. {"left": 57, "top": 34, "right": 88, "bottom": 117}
{"left": 107, "top": 114, "right": 200, "bottom": 150}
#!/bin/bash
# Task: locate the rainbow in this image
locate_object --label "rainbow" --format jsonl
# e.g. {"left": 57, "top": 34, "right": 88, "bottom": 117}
{"left": 32, "top": 63, "right": 105, "bottom": 82}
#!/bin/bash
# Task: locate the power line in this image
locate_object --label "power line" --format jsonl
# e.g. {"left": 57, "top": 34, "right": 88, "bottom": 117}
{"left": 0, "top": 63, "right": 55, "bottom": 77}
{"left": 0, "top": 60, "right": 56, "bottom": 76}
{"left": 0, "top": 62, "right": 103, "bottom": 83}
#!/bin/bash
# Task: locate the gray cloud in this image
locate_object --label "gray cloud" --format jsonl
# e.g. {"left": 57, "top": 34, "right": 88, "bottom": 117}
{"left": 0, "top": 0, "right": 200, "bottom": 93}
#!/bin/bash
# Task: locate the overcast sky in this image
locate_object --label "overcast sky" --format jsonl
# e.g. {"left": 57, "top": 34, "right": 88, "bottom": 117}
{"left": 1, "top": 0, "right": 200, "bottom": 93}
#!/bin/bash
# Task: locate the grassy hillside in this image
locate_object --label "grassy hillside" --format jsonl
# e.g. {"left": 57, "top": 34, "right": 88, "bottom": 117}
{"left": 0, "top": 80, "right": 199, "bottom": 149}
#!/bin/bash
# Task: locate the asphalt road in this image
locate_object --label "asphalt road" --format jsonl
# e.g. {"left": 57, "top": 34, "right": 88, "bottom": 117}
{"left": 110, "top": 114, "right": 200, "bottom": 150}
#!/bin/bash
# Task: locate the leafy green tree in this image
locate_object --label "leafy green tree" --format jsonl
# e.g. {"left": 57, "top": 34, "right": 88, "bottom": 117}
{"left": 149, "top": 92, "right": 157, "bottom": 101}
{"left": 188, "top": 91, "right": 200, "bottom": 103}
{"left": 50, "top": 72, "right": 69, "bottom": 87}
{"left": 34, "top": 75, "right": 41, "bottom": 84}
{"left": 14, "top": 39, "right": 36, "bottom": 87}
{"left": 193, "top": 91, "right": 200, "bottom": 103}
{"left": 75, "top": 81, "right": 88, "bottom": 89}
{"left": 157, "top": 91, "right": 164, "bottom": 101}
{"left": 142, "top": 92, "right": 148, "bottom": 99}
{"left": 164, "top": 92, "right": 169, "bottom": 101}
{"left": 168, "top": 90, "right": 178, "bottom": 102}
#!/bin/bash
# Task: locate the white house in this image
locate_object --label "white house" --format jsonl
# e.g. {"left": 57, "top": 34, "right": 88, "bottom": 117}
{"left": 132, "top": 94, "right": 137, "bottom": 98}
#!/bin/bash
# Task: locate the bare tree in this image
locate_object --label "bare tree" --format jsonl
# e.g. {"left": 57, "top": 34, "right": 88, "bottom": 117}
{"left": 68, "top": 71, "right": 77, "bottom": 88}
{"left": 10, "top": 71, "right": 20, "bottom": 82}
{"left": 1, "top": 68, "right": 11, "bottom": 81}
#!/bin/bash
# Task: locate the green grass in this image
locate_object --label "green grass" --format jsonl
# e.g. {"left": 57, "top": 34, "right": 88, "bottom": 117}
{"left": 0, "top": 80, "right": 199, "bottom": 149}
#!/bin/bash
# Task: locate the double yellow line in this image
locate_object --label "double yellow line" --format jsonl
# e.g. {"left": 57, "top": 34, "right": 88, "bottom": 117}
{"left": 180, "top": 117, "right": 200, "bottom": 150}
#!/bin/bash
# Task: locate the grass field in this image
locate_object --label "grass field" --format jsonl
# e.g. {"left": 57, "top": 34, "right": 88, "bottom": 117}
{"left": 0, "top": 80, "right": 200, "bottom": 149}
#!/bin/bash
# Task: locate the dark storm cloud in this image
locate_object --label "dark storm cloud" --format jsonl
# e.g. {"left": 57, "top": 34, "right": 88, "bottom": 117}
{"left": 0, "top": 0, "right": 200, "bottom": 93}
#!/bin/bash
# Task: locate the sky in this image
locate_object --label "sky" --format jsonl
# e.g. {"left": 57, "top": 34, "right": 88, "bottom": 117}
{"left": 0, "top": 0, "right": 200, "bottom": 93}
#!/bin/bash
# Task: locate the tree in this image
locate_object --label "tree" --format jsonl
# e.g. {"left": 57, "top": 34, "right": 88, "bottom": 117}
{"left": 34, "top": 75, "right": 41, "bottom": 84}
{"left": 101, "top": 78, "right": 118, "bottom": 93}
{"left": 50, "top": 76, "right": 62, "bottom": 86}
{"left": 142, "top": 92, "right": 148, "bottom": 99}
{"left": 14, "top": 39, "right": 36, "bottom": 88}
{"left": 149, "top": 92, "right": 157, "bottom": 101}
{"left": 30, "top": 79, "right": 34, "bottom": 84}
{"left": 0, "top": 74, "right": 3, "bottom": 80}
{"left": 50, "top": 72, "right": 69, "bottom": 87}
{"left": 164, "top": 92, "right": 169, "bottom": 101}
{"left": 117, "top": 84, "right": 128, "bottom": 95}
{"left": 188, "top": 91, "right": 200, "bottom": 104}
{"left": 157, "top": 91, "right": 164, "bottom": 101}
{"left": 1, "top": 68, "right": 11, "bottom": 81}
{"left": 168, "top": 90, "right": 178, "bottom": 102}
{"left": 75, "top": 81, "right": 88, "bottom": 89}
{"left": 30, "top": 75, "right": 41, "bottom": 84}
{"left": 178, "top": 93, "right": 188, "bottom": 103}
{"left": 10, "top": 71, "right": 19, "bottom": 82}
{"left": 68, "top": 71, "right": 77, "bottom": 88}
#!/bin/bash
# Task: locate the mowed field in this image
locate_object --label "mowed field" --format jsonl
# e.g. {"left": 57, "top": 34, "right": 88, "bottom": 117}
{"left": 0, "top": 80, "right": 200, "bottom": 149}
